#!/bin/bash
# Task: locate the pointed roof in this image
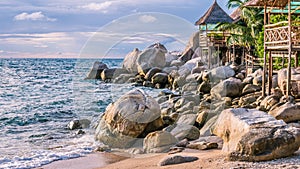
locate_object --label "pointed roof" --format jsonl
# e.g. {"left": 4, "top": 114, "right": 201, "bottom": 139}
{"left": 195, "top": 0, "right": 233, "bottom": 25}
{"left": 230, "top": 8, "right": 241, "bottom": 21}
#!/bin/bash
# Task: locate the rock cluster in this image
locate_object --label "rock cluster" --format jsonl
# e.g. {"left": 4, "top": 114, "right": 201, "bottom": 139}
{"left": 90, "top": 32, "right": 300, "bottom": 162}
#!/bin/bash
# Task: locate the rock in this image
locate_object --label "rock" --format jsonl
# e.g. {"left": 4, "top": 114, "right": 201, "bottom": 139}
{"left": 184, "top": 31, "right": 200, "bottom": 52}
{"left": 277, "top": 68, "right": 300, "bottom": 96}
{"left": 162, "top": 66, "right": 178, "bottom": 74}
{"left": 269, "top": 102, "right": 300, "bottom": 123}
{"left": 211, "top": 78, "right": 243, "bottom": 99}
{"left": 100, "top": 68, "right": 117, "bottom": 81}
{"left": 208, "top": 66, "right": 235, "bottom": 82}
{"left": 170, "top": 60, "right": 184, "bottom": 67}
{"left": 165, "top": 53, "right": 178, "bottom": 66}
{"left": 238, "top": 92, "right": 261, "bottom": 107}
{"left": 86, "top": 61, "right": 108, "bottom": 79}
{"left": 198, "top": 81, "right": 211, "bottom": 94}
{"left": 67, "top": 120, "right": 81, "bottom": 130}
{"left": 168, "top": 147, "right": 185, "bottom": 154}
{"left": 179, "top": 48, "right": 194, "bottom": 63}
{"left": 144, "top": 67, "right": 162, "bottom": 81}
{"left": 181, "top": 82, "right": 198, "bottom": 94}
{"left": 193, "top": 136, "right": 223, "bottom": 149}
{"left": 158, "top": 155, "right": 198, "bottom": 166}
{"left": 113, "top": 74, "right": 135, "bottom": 84}
{"left": 137, "top": 46, "right": 166, "bottom": 74}
{"left": 147, "top": 43, "right": 168, "bottom": 53}
{"left": 176, "top": 114, "right": 197, "bottom": 125}
{"left": 199, "top": 115, "right": 218, "bottom": 137}
{"left": 143, "top": 131, "right": 178, "bottom": 153}
{"left": 95, "top": 89, "right": 163, "bottom": 148}
{"left": 76, "top": 129, "right": 85, "bottom": 135}
{"left": 168, "top": 124, "right": 200, "bottom": 141}
{"left": 253, "top": 75, "right": 263, "bottom": 86}
{"left": 175, "top": 138, "right": 190, "bottom": 147}
{"left": 187, "top": 141, "right": 218, "bottom": 150}
{"left": 213, "top": 108, "right": 300, "bottom": 161}
{"left": 242, "top": 84, "right": 261, "bottom": 95}
{"left": 259, "top": 95, "right": 280, "bottom": 111}
{"left": 151, "top": 73, "right": 169, "bottom": 86}
{"left": 243, "top": 76, "right": 254, "bottom": 84}
{"left": 122, "top": 48, "right": 141, "bottom": 73}
{"left": 67, "top": 119, "right": 91, "bottom": 130}
{"left": 196, "top": 110, "right": 209, "bottom": 128}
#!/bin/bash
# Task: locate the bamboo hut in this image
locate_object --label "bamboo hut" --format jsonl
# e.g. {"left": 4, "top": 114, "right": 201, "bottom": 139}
{"left": 195, "top": 0, "right": 233, "bottom": 67}
{"left": 245, "top": 0, "right": 300, "bottom": 97}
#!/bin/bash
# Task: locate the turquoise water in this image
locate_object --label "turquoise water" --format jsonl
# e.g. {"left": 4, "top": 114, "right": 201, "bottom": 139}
{"left": 0, "top": 58, "right": 146, "bottom": 168}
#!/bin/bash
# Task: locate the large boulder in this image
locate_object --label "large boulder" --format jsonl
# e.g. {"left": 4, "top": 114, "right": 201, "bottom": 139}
{"left": 122, "top": 48, "right": 141, "bottom": 73}
{"left": 208, "top": 66, "right": 235, "bottom": 82}
{"left": 269, "top": 102, "right": 300, "bottom": 123}
{"left": 184, "top": 31, "right": 200, "bottom": 52}
{"left": 95, "top": 89, "right": 163, "bottom": 148}
{"left": 143, "top": 131, "right": 178, "bottom": 153}
{"left": 86, "top": 61, "right": 108, "bottom": 79}
{"left": 136, "top": 44, "right": 167, "bottom": 74}
{"left": 278, "top": 68, "right": 300, "bottom": 97}
{"left": 211, "top": 78, "right": 243, "bottom": 99}
{"left": 213, "top": 108, "right": 300, "bottom": 161}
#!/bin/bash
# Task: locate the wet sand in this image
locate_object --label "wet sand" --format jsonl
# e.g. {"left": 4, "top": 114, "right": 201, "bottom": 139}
{"left": 38, "top": 152, "right": 128, "bottom": 169}
{"left": 39, "top": 149, "right": 300, "bottom": 169}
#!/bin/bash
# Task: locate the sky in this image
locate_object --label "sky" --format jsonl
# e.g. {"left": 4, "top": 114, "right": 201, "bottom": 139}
{"left": 0, "top": 0, "right": 234, "bottom": 58}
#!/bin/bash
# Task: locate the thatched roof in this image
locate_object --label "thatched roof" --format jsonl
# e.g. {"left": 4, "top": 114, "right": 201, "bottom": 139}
{"left": 244, "top": 0, "right": 289, "bottom": 8}
{"left": 195, "top": 0, "right": 233, "bottom": 25}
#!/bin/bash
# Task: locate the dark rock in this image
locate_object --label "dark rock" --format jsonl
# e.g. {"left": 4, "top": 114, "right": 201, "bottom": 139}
{"left": 152, "top": 73, "right": 168, "bottom": 86}
{"left": 144, "top": 67, "right": 162, "bottom": 81}
{"left": 158, "top": 155, "right": 198, "bottom": 166}
{"left": 86, "top": 61, "right": 108, "bottom": 79}
{"left": 198, "top": 81, "right": 211, "bottom": 94}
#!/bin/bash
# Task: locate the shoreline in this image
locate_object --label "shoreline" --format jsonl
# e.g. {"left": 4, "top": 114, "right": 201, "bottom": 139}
{"left": 38, "top": 148, "right": 300, "bottom": 169}
{"left": 38, "top": 152, "right": 129, "bottom": 169}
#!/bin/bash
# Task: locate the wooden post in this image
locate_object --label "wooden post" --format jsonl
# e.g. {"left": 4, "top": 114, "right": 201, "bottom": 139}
{"left": 287, "top": 0, "right": 292, "bottom": 97}
{"left": 233, "top": 44, "right": 235, "bottom": 63}
{"left": 268, "top": 51, "right": 273, "bottom": 95}
{"left": 282, "top": 53, "right": 285, "bottom": 67}
{"left": 295, "top": 52, "right": 299, "bottom": 67}
{"left": 246, "top": 53, "right": 248, "bottom": 76}
{"left": 242, "top": 47, "right": 245, "bottom": 64}
{"left": 262, "top": 4, "right": 267, "bottom": 97}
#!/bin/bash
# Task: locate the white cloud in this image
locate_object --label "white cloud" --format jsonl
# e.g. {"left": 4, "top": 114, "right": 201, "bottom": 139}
{"left": 14, "top": 11, "right": 56, "bottom": 21}
{"left": 0, "top": 50, "right": 4, "bottom": 53}
{"left": 139, "top": 15, "right": 157, "bottom": 23}
{"left": 80, "top": 2, "right": 113, "bottom": 13}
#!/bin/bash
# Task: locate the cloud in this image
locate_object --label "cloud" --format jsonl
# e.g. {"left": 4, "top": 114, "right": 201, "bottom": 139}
{"left": 139, "top": 15, "right": 157, "bottom": 23}
{"left": 0, "top": 50, "right": 4, "bottom": 53}
{"left": 14, "top": 11, "right": 56, "bottom": 21}
{"left": 80, "top": 2, "right": 113, "bottom": 13}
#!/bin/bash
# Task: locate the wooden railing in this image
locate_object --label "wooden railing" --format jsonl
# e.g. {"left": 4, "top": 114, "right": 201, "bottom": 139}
{"left": 265, "top": 21, "right": 300, "bottom": 48}
{"left": 205, "top": 31, "right": 231, "bottom": 46}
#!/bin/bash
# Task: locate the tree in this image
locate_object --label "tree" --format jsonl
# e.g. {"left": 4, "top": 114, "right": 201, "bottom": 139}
{"left": 217, "top": 0, "right": 263, "bottom": 52}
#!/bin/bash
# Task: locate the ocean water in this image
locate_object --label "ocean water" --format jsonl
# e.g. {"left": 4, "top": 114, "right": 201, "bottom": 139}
{"left": 0, "top": 58, "right": 160, "bottom": 169}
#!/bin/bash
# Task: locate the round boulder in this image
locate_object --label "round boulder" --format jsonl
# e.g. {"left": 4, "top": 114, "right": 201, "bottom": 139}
{"left": 95, "top": 89, "right": 163, "bottom": 148}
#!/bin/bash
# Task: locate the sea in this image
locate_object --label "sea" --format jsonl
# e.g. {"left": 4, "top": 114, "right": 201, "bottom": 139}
{"left": 0, "top": 58, "right": 161, "bottom": 169}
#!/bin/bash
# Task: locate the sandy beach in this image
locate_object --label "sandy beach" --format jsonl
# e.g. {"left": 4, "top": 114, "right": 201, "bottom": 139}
{"left": 39, "top": 148, "right": 300, "bottom": 169}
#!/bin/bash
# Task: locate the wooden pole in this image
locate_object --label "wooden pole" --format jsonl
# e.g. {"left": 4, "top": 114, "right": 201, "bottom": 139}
{"left": 287, "top": 0, "right": 292, "bottom": 97}
{"left": 268, "top": 51, "right": 272, "bottom": 95}
{"left": 295, "top": 52, "right": 299, "bottom": 67}
{"left": 262, "top": 4, "right": 267, "bottom": 97}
